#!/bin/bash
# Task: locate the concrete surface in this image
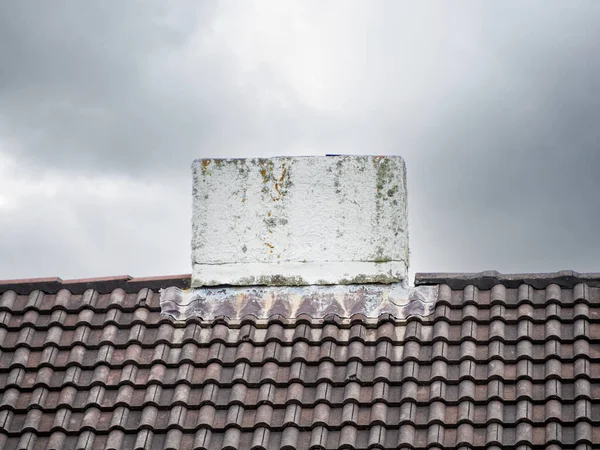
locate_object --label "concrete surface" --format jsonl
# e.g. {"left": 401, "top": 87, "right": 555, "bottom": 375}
{"left": 191, "top": 155, "right": 408, "bottom": 287}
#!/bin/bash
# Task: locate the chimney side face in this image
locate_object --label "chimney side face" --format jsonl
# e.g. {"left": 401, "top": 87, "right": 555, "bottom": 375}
{"left": 191, "top": 155, "right": 408, "bottom": 287}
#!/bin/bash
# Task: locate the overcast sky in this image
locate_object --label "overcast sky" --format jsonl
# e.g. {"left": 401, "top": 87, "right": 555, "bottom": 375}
{"left": 2, "top": 1, "right": 600, "bottom": 282}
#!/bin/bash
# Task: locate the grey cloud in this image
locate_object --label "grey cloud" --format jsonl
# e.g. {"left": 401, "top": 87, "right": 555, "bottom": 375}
{"left": 2, "top": 1, "right": 600, "bottom": 279}
{"left": 0, "top": 1, "right": 340, "bottom": 174}
{"left": 407, "top": 3, "right": 600, "bottom": 274}
{"left": 0, "top": 171, "right": 191, "bottom": 279}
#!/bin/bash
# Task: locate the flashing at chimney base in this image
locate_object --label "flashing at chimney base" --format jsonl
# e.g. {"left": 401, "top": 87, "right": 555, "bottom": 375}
{"left": 160, "top": 283, "right": 438, "bottom": 321}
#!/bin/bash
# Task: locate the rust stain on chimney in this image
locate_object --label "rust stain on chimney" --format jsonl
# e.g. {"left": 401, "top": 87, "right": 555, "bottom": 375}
{"left": 258, "top": 160, "right": 290, "bottom": 202}
{"left": 274, "top": 164, "right": 287, "bottom": 197}
{"left": 200, "top": 159, "right": 211, "bottom": 175}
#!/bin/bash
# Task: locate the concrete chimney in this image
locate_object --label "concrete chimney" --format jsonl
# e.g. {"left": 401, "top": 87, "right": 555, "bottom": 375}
{"left": 191, "top": 155, "right": 408, "bottom": 287}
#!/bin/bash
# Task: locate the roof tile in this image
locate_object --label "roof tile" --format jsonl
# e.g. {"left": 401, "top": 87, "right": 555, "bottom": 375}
{"left": 0, "top": 275, "right": 599, "bottom": 447}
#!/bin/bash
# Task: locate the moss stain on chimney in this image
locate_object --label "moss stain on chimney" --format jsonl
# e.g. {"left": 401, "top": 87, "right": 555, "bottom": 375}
{"left": 192, "top": 155, "right": 408, "bottom": 287}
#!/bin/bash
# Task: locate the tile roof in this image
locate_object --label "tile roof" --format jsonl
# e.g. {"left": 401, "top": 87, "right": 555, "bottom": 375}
{"left": 1, "top": 272, "right": 600, "bottom": 449}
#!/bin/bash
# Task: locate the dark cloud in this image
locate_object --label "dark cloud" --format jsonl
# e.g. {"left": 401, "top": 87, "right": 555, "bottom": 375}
{"left": 407, "top": 3, "right": 600, "bottom": 274}
{"left": 1, "top": 2, "right": 217, "bottom": 170}
{"left": 0, "top": 1, "right": 339, "bottom": 173}
{"left": 1, "top": 2, "right": 600, "bottom": 279}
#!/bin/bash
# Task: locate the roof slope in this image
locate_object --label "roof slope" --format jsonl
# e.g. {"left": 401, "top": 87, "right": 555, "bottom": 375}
{"left": 0, "top": 273, "right": 599, "bottom": 449}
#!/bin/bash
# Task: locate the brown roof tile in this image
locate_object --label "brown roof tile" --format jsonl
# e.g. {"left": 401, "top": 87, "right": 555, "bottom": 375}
{"left": 1, "top": 273, "right": 600, "bottom": 448}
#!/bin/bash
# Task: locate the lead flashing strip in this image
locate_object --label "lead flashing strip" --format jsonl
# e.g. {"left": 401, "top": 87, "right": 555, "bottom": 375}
{"left": 160, "top": 283, "right": 439, "bottom": 320}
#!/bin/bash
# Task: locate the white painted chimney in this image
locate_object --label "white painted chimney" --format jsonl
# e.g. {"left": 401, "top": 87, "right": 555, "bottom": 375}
{"left": 191, "top": 155, "right": 408, "bottom": 287}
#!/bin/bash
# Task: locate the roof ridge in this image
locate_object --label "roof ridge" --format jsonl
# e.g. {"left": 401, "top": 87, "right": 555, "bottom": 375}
{"left": 0, "top": 274, "right": 191, "bottom": 295}
{"left": 4, "top": 270, "right": 599, "bottom": 294}
{"left": 415, "top": 270, "right": 600, "bottom": 289}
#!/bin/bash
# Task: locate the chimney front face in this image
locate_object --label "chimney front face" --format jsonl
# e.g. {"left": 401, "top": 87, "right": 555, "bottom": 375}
{"left": 191, "top": 155, "right": 408, "bottom": 287}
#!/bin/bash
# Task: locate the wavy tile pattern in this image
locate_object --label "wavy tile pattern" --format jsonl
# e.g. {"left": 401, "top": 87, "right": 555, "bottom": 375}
{"left": 1, "top": 279, "right": 600, "bottom": 449}
{"left": 160, "top": 284, "right": 439, "bottom": 320}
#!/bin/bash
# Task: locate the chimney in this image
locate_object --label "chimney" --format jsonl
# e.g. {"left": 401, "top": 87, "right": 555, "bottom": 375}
{"left": 160, "top": 155, "right": 436, "bottom": 320}
{"left": 191, "top": 155, "right": 408, "bottom": 287}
